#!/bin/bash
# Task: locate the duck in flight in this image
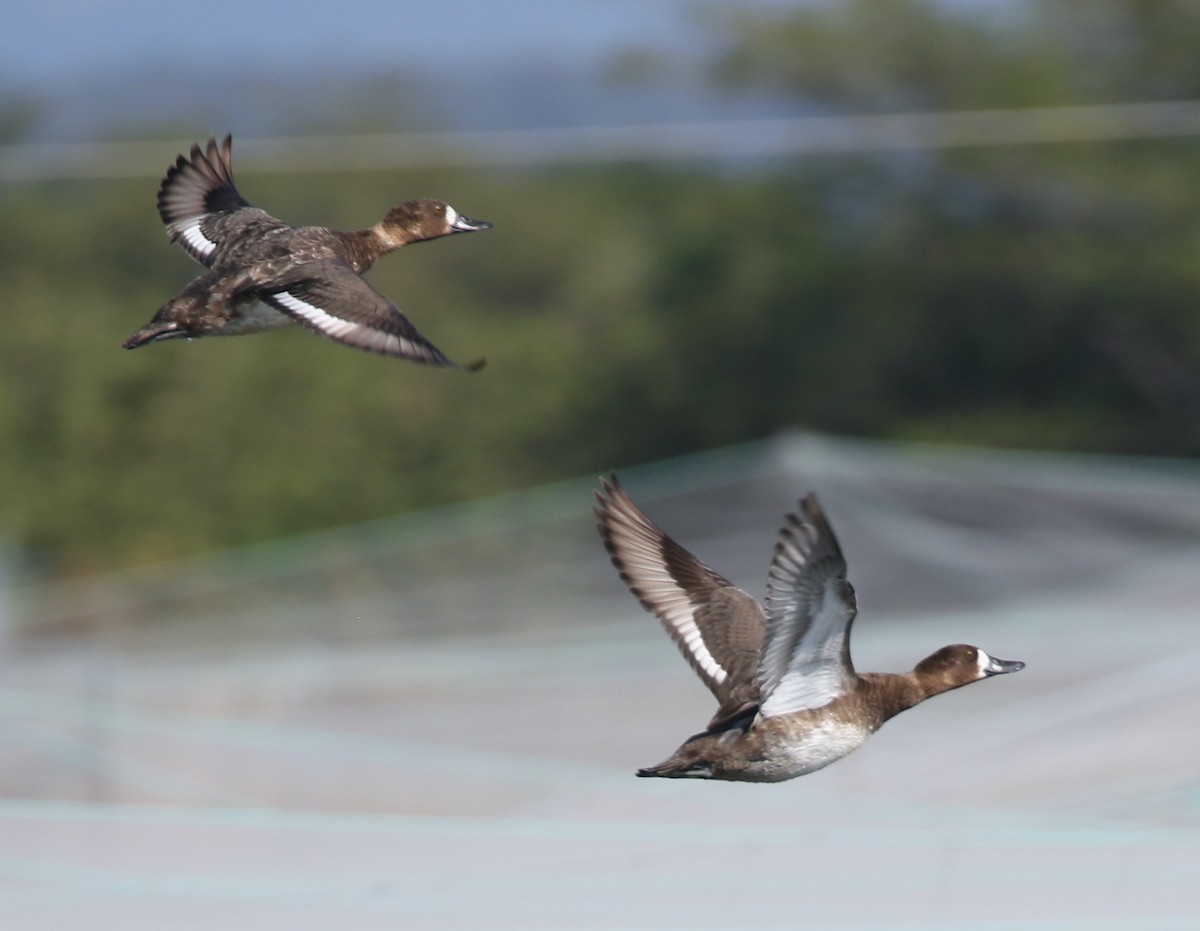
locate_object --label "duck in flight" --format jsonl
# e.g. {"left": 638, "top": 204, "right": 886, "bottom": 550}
{"left": 124, "top": 135, "right": 491, "bottom": 368}
{"left": 595, "top": 476, "right": 1024, "bottom": 782}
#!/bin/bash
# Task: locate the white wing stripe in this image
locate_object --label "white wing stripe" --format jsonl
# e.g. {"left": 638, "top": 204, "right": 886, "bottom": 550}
{"left": 674, "top": 619, "right": 727, "bottom": 685}
{"left": 273, "top": 290, "right": 423, "bottom": 358}
{"left": 603, "top": 502, "right": 731, "bottom": 687}
{"left": 176, "top": 220, "right": 219, "bottom": 262}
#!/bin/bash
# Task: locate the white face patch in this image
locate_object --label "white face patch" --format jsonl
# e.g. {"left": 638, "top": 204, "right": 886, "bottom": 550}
{"left": 975, "top": 648, "right": 993, "bottom": 675}
{"left": 444, "top": 204, "right": 459, "bottom": 228}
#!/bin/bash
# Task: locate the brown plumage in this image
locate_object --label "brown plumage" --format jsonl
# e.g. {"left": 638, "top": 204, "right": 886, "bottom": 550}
{"left": 595, "top": 476, "right": 1025, "bottom": 782}
{"left": 125, "top": 135, "right": 491, "bottom": 367}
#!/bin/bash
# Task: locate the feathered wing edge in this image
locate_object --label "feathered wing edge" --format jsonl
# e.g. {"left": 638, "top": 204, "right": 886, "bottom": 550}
{"left": 594, "top": 476, "right": 765, "bottom": 727}
{"left": 757, "top": 494, "right": 859, "bottom": 718}
{"left": 157, "top": 134, "right": 250, "bottom": 266}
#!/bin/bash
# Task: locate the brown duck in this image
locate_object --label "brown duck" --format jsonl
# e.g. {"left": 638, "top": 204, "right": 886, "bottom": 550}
{"left": 595, "top": 476, "right": 1024, "bottom": 782}
{"left": 124, "top": 135, "right": 491, "bottom": 367}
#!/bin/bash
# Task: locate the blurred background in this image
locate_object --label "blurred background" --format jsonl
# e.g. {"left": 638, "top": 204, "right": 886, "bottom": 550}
{"left": 2, "top": 1, "right": 1200, "bottom": 927}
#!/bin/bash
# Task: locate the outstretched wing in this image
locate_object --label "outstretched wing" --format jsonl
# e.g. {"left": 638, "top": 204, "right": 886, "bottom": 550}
{"left": 258, "top": 260, "right": 476, "bottom": 366}
{"left": 595, "top": 476, "right": 764, "bottom": 726}
{"left": 757, "top": 494, "right": 859, "bottom": 718}
{"left": 157, "top": 135, "right": 267, "bottom": 267}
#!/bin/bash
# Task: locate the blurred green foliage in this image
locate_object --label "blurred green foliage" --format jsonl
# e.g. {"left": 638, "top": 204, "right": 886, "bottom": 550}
{"left": 4, "top": 0, "right": 1200, "bottom": 573}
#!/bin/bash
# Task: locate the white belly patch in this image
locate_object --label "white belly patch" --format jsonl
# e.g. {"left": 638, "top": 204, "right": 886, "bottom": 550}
{"left": 755, "top": 719, "right": 869, "bottom": 781}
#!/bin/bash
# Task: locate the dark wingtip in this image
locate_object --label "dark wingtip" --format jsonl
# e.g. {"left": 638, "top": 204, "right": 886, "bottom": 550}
{"left": 593, "top": 474, "right": 622, "bottom": 525}
{"left": 594, "top": 473, "right": 626, "bottom": 511}
{"left": 798, "top": 492, "right": 824, "bottom": 521}
{"left": 463, "top": 356, "right": 487, "bottom": 373}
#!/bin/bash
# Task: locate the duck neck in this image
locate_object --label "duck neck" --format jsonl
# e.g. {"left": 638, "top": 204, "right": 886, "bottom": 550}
{"left": 858, "top": 672, "right": 934, "bottom": 725}
{"left": 338, "top": 228, "right": 396, "bottom": 273}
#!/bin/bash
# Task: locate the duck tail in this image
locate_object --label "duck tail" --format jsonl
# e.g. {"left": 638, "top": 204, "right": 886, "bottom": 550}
{"left": 635, "top": 757, "right": 713, "bottom": 779}
{"left": 122, "top": 319, "right": 184, "bottom": 349}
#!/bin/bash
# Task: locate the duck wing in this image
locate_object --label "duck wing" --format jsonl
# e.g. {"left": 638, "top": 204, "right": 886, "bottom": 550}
{"left": 757, "top": 494, "right": 859, "bottom": 718}
{"left": 252, "top": 259, "right": 478, "bottom": 367}
{"left": 595, "top": 476, "right": 764, "bottom": 727}
{"left": 157, "top": 135, "right": 278, "bottom": 267}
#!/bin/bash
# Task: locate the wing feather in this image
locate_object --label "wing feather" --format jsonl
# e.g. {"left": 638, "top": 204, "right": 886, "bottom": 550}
{"left": 157, "top": 135, "right": 256, "bottom": 267}
{"left": 260, "top": 261, "right": 467, "bottom": 366}
{"left": 757, "top": 495, "right": 859, "bottom": 718}
{"left": 595, "top": 476, "right": 764, "bottom": 721}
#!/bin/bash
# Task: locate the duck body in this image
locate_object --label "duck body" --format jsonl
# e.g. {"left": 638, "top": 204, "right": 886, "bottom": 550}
{"left": 125, "top": 135, "right": 491, "bottom": 367}
{"left": 594, "top": 477, "right": 1025, "bottom": 783}
{"left": 647, "top": 712, "right": 873, "bottom": 783}
{"left": 130, "top": 269, "right": 288, "bottom": 344}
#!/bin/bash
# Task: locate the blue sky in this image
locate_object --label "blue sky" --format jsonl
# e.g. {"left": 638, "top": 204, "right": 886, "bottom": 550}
{"left": 0, "top": 0, "right": 816, "bottom": 139}
{"left": 2, "top": 1, "right": 810, "bottom": 141}
{"left": 6, "top": 1, "right": 752, "bottom": 85}
{"left": 2, "top": 1, "right": 1008, "bottom": 144}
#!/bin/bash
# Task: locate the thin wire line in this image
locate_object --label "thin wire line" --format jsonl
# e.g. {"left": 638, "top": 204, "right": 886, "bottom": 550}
{"left": 4, "top": 99, "right": 1200, "bottom": 182}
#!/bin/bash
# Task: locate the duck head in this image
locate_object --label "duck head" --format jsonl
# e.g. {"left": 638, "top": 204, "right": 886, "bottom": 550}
{"left": 913, "top": 644, "right": 1024, "bottom": 695}
{"left": 377, "top": 199, "right": 492, "bottom": 248}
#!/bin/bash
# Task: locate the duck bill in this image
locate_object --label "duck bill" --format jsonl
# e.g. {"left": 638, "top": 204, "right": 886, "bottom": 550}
{"left": 450, "top": 213, "right": 492, "bottom": 233}
{"left": 984, "top": 656, "right": 1025, "bottom": 676}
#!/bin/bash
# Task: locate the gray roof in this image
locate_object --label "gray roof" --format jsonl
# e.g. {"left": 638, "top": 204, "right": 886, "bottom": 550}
{"left": 4, "top": 433, "right": 1200, "bottom": 929}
